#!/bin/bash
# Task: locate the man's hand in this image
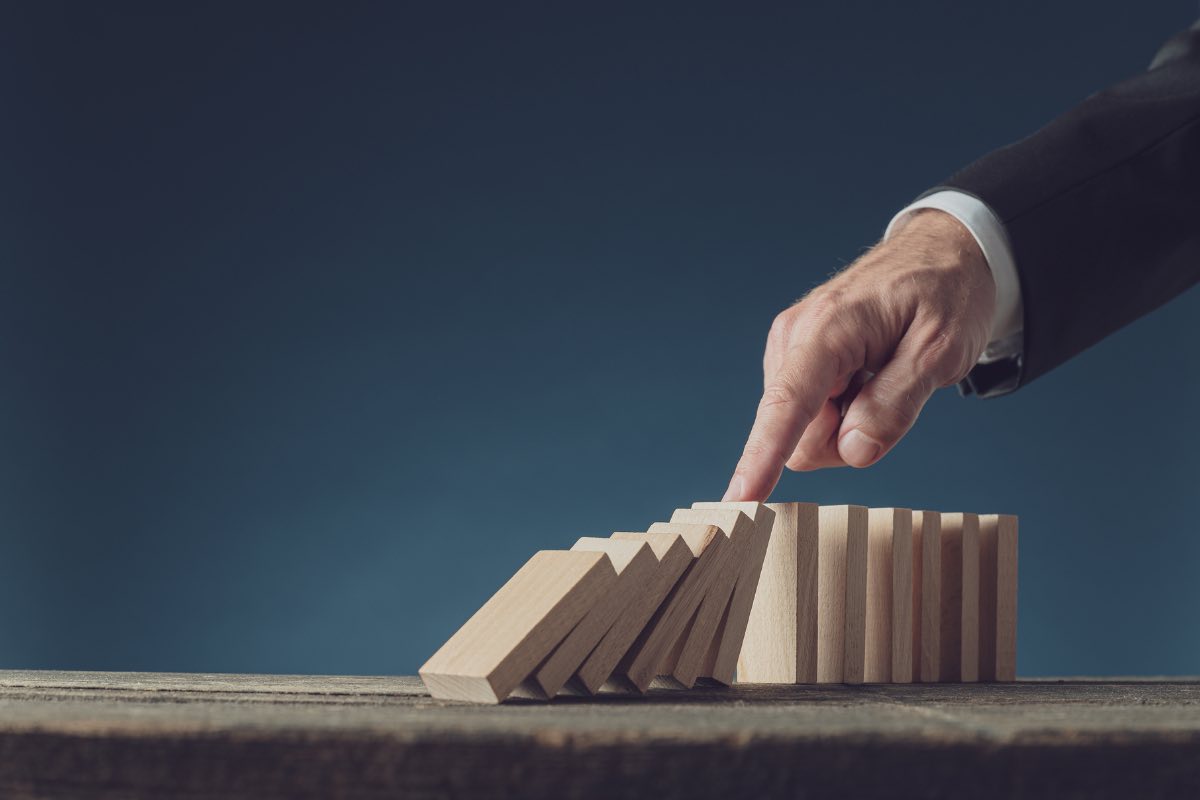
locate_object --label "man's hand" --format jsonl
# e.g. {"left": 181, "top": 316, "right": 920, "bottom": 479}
{"left": 723, "top": 209, "right": 997, "bottom": 502}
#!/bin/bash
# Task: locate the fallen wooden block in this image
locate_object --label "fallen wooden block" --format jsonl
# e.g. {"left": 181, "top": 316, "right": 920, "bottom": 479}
{"left": 571, "top": 528, "right": 714, "bottom": 694}
{"left": 662, "top": 510, "right": 753, "bottom": 686}
{"left": 690, "top": 501, "right": 776, "bottom": 685}
{"left": 819, "top": 505, "right": 868, "bottom": 684}
{"left": 618, "top": 522, "right": 728, "bottom": 692}
{"left": 420, "top": 550, "right": 617, "bottom": 703}
{"left": 978, "top": 514, "right": 1018, "bottom": 682}
{"left": 865, "top": 508, "right": 913, "bottom": 683}
{"left": 914, "top": 510, "right": 942, "bottom": 682}
{"left": 524, "top": 537, "right": 657, "bottom": 699}
{"left": 939, "top": 512, "right": 980, "bottom": 683}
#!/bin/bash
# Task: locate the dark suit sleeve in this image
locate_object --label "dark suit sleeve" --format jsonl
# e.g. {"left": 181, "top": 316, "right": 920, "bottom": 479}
{"left": 932, "top": 21, "right": 1200, "bottom": 396}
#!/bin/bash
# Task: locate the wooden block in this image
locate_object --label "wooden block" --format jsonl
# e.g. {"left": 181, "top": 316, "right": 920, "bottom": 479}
{"left": 737, "top": 503, "right": 819, "bottom": 683}
{"left": 690, "top": 501, "right": 776, "bottom": 685}
{"left": 910, "top": 511, "right": 923, "bottom": 681}
{"left": 978, "top": 514, "right": 1018, "bottom": 682}
{"left": 419, "top": 551, "right": 617, "bottom": 703}
{"left": 817, "top": 505, "right": 868, "bottom": 684}
{"left": 571, "top": 529, "right": 712, "bottom": 694}
{"left": 939, "top": 512, "right": 980, "bottom": 683}
{"left": 865, "top": 508, "right": 913, "bottom": 683}
{"left": 914, "top": 510, "right": 941, "bottom": 682}
{"left": 524, "top": 538, "right": 658, "bottom": 699}
{"left": 618, "top": 522, "right": 728, "bottom": 692}
{"left": 663, "top": 508, "right": 756, "bottom": 688}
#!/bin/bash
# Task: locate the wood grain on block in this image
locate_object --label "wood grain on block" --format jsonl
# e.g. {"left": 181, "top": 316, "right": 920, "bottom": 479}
{"left": 915, "top": 511, "right": 941, "bottom": 682}
{"left": 664, "top": 508, "right": 755, "bottom": 688}
{"left": 738, "top": 503, "right": 819, "bottom": 683}
{"left": 618, "top": 522, "right": 728, "bottom": 692}
{"left": 890, "top": 510, "right": 914, "bottom": 684}
{"left": 686, "top": 502, "right": 776, "bottom": 685}
{"left": 939, "top": 512, "right": 980, "bottom": 683}
{"left": 572, "top": 530, "right": 712, "bottom": 694}
{"left": 420, "top": 551, "right": 617, "bottom": 703}
{"left": 865, "top": 508, "right": 913, "bottom": 683}
{"left": 979, "top": 514, "right": 1018, "bottom": 682}
{"left": 910, "top": 512, "right": 923, "bottom": 681}
{"left": 864, "top": 509, "right": 893, "bottom": 683}
{"left": 525, "top": 538, "right": 657, "bottom": 699}
{"left": 816, "top": 505, "right": 867, "bottom": 683}
{"left": 842, "top": 506, "right": 869, "bottom": 684}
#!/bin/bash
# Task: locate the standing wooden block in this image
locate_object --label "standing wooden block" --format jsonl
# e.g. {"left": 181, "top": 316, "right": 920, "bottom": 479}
{"left": 572, "top": 529, "right": 713, "bottom": 694}
{"left": 420, "top": 551, "right": 617, "bottom": 703}
{"left": 737, "top": 502, "right": 820, "bottom": 684}
{"left": 864, "top": 508, "right": 913, "bottom": 683}
{"left": 939, "top": 512, "right": 980, "bottom": 683}
{"left": 818, "top": 505, "right": 868, "bottom": 684}
{"left": 525, "top": 538, "right": 658, "bottom": 699}
{"left": 914, "top": 510, "right": 941, "bottom": 682}
{"left": 663, "top": 508, "right": 757, "bottom": 688}
{"left": 619, "top": 522, "right": 729, "bottom": 692}
{"left": 683, "top": 502, "right": 776, "bottom": 685}
{"left": 978, "top": 514, "right": 1018, "bottom": 682}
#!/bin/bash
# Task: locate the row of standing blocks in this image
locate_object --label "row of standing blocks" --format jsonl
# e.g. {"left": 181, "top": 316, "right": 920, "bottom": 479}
{"left": 739, "top": 504, "right": 1017, "bottom": 686}
{"left": 420, "top": 502, "right": 1017, "bottom": 703}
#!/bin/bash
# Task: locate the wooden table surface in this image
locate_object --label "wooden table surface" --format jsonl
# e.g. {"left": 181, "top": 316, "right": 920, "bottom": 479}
{"left": 1, "top": 671, "right": 1198, "bottom": 799}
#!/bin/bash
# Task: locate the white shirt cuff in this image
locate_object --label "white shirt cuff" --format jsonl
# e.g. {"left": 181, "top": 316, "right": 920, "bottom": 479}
{"left": 884, "top": 190, "right": 1024, "bottom": 351}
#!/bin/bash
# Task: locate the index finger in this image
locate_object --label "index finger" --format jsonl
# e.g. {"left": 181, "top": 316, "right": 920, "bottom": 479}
{"left": 723, "top": 336, "right": 845, "bottom": 501}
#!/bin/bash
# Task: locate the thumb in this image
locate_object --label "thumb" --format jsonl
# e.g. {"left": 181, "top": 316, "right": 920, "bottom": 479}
{"left": 836, "top": 344, "right": 942, "bottom": 468}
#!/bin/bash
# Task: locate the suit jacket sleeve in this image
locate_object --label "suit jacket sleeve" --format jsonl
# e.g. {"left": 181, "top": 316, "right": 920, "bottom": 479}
{"left": 930, "top": 20, "right": 1200, "bottom": 394}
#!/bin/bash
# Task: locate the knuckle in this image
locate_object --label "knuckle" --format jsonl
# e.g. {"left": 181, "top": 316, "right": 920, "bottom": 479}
{"left": 798, "top": 287, "right": 847, "bottom": 327}
{"left": 738, "top": 436, "right": 778, "bottom": 467}
{"left": 915, "top": 327, "right": 967, "bottom": 383}
{"left": 758, "top": 382, "right": 800, "bottom": 412}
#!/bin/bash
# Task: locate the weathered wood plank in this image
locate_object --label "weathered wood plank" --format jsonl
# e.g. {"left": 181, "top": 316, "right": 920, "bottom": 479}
{"left": 0, "top": 671, "right": 1198, "bottom": 799}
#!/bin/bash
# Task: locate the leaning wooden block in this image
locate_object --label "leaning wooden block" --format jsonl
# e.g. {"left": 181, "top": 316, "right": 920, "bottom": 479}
{"left": 914, "top": 510, "right": 942, "bottom": 682}
{"left": 419, "top": 551, "right": 617, "bottom": 703}
{"left": 818, "top": 505, "right": 868, "bottom": 684}
{"left": 865, "top": 508, "right": 913, "bottom": 683}
{"left": 978, "top": 514, "right": 1018, "bottom": 682}
{"left": 618, "top": 522, "right": 729, "bottom": 692}
{"left": 658, "top": 509, "right": 755, "bottom": 688}
{"left": 571, "top": 528, "right": 713, "bottom": 695}
{"left": 524, "top": 538, "right": 657, "bottom": 699}
{"left": 690, "top": 501, "right": 776, "bottom": 685}
{"left": 939, "top": 512, "right": 980, "bottom": 683}
{"left": 667, "top": 506, "right": 768, "bottom": 690}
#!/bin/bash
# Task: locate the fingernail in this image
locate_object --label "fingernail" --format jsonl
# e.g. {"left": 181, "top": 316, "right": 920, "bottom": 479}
{"left": 722, "top": 475, "right": 746, "bottom": 502}
{"left": 840, "top": 429, "right": 882, "bottom": 467}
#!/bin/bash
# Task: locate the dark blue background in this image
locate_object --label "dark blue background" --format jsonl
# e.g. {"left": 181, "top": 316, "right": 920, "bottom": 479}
{"left": 5, "top": 2, "right": 1198, "bottom": 677}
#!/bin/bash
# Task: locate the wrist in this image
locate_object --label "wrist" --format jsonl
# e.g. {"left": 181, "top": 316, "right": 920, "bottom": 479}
{"left": 890, "top": 209, "right": 992, "bottom": 289}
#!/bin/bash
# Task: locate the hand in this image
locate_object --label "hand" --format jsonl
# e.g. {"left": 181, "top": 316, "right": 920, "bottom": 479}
{"left": 723, "top": 209, "right": 997, "bottom": 502}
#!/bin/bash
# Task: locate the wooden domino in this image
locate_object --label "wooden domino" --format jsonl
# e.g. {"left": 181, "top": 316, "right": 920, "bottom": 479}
{"left": 939, "top": 512, "right": 980, "bottom": 683}
{"left": 420, "top": 501, "right": 1017, "bottom": 703}
{"left": 619, "top": 522, "right": 729, "bottom": 692}
{"left": 524, "top": 537, "right": 657, "bottom": 699}
{"left": 664, "top": 507, "right": 759, "bottom": 687}
{"left": 690, "top": 501, "right": 776, "bottom": 685}
{"left": 978, "top": 514, "right": 1018, "bottom": 682}
{"left": 865, "top": 508, "right": 913, "bottom": 683}
{"left": 819, "top": 505, "right": 868, "bottom": 684}
{"left": 914, "top": 510, "right": 942, "bottom": 682}
{"left": 420, "top": 550, "right": 617, "bottom": 703}
{"left": 737, "top": 502, "right": 819, "bottom": 683}
{"left": 570, "top": 529, "right": 713, "bottom": 694}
